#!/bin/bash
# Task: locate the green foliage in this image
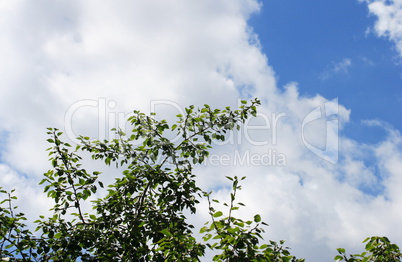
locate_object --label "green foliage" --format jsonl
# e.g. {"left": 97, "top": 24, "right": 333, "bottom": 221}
{"left": 335, "top": 236, "right": 402, "bottom": 262}
{"left": 201, "top": 176, "right": 304, "bottom": 262}
{"left": 2, "top": 98, "right": 298, "bottom": 261}
{"left": 0, "top": 98, "right": 398, "bottom": 261}
{"left": 0, "top": 189, "right": 37, "bottom": 260}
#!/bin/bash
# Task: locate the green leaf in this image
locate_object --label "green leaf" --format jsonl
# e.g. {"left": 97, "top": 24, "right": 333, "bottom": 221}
{"left": 160, "top": 228, "right": 172, "bottom": 237}
{"left": 337, "top": 248, "right": 346, "bottom": 254}
{"left": 203, "top": 234, "right": 212, "bottom": 241}
{"left": 199, "top": 226, "right": 208, "bottom": 233}
{"left": 213, "top": 211, "right": 223, "bottom": 218}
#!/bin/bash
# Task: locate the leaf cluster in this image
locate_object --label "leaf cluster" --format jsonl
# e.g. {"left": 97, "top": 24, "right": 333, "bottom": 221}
{"left": 1, "top": 99, "right": 300, "bottom": 261}
{"left": 201, "top": 176, "right": 304, "bottom": 262}
{"left": 335, "top": 236, "right": 402, "bottom": 262}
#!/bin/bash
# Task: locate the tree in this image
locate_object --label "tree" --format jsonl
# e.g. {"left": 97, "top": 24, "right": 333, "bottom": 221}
{"left": 335, "top": 236, "right": 402, "bottom": 262}
{"left": 0, "top": 98, "right": 304, "bottom": 261}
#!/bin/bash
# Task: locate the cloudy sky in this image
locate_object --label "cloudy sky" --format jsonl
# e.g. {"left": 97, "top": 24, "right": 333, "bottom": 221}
{"left": 1, "top": 0, "right": 402, "bottom": 261}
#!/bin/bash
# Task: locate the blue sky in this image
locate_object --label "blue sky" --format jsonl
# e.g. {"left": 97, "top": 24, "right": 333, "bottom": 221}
{"left": 0, "top": 1, "right": 402, "bottom": 261}
{"left": 251, "top": 0, "right": 402, "bottom": 144}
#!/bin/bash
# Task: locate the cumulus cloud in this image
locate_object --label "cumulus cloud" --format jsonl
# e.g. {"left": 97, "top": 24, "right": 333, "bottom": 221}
{"left": 363, "top": 0, "right": 402, "bottom": 57}
{"left": 0, "top": 1, "right": 401, "bottom": 261}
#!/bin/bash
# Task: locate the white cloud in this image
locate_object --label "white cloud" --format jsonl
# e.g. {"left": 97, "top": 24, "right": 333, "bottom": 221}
{"left": 0, "top": 1, "right": 401, "bottom": 261}
{"left": 363, "top": 0, "right": 402, "bottom": 57}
